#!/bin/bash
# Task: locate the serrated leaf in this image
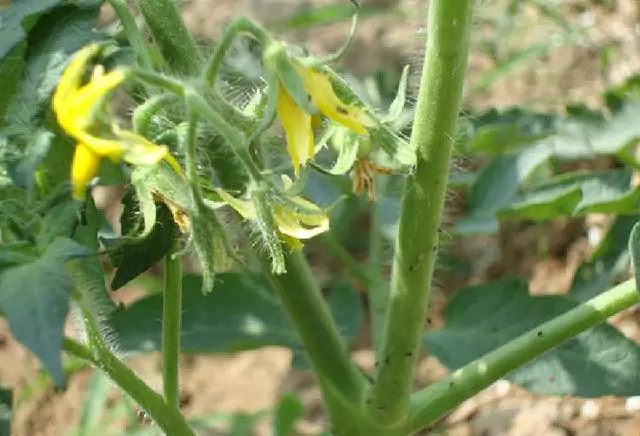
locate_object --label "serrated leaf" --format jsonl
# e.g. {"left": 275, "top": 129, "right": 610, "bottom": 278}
{"left": 425, "top": 277, "right": 640, "bottom": 396}
{"left": 110, "top": 274, "right": 363, "bottom": 370}
{"left": 111, "top": 193, "right": 179, "bottom": 290}
{"left": 0, "top": 387, "right": 11, "bottom": 436}
{"left": 273, "top": 393, "right": 303, "bottom": 436}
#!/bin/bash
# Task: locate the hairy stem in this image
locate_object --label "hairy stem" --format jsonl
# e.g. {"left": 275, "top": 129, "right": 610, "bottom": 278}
{"left": 162, "top": 243, "right": 183, "bottom": 408}
{"left": 367, "top": 0, "right": 475, "bottom": 426}
{"left": 136, "top": 0, "right": 200, "bottom": 74}
{"left": 264, "top": 252, "right": 366, "bottom": 408}
{"left": 107, "top": 0, "right": 154, "bottom": 69}
{"left": 368, "top": 176, "right": 388, "bottom": 358}
{"left": 63, "top": 339, "right": 194, "bottom": 436}
{"left": 408, "top": 278, "right": 639, "bottom": 432}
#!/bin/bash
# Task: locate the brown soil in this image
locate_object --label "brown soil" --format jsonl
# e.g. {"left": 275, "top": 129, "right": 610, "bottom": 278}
{"left": 2, "top": 0, "right": 640, "bottom": 435}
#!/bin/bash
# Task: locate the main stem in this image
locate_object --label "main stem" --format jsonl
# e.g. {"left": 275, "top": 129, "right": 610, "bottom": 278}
{"left": 367, "top": 0, "right": 474, "bottom": 426}
{"left": 408, "top": 278, "right": 639, "bottom": 432}
{"left": 162, "top": 243, "right": 183, "bottom": 408}
{"left": 136, "top": 0, "right": 200, "bottom": 74}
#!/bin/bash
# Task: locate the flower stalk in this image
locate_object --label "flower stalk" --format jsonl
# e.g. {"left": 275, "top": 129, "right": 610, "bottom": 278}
{"left": 366, "top": 0, "right": 475, "bottom": 426}
{"left": 162, "top": 242, "right": 183, "bottom": 408}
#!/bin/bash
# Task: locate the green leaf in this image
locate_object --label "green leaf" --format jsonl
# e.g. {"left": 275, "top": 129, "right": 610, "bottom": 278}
{"left": 0, "top": 387, "right": 11, "bottom": 436}
{"left": 571, "top": 215, "right": 636, "bottom": 302}
{"left": 110, "top": 274, "right": 363, "bottom": 370}
{"left": 37, "top": 199, "right": 81, "bottom": 246}
{"left": 110, "top": 191, "right": 179, "bottom": 290}
{"left": 0, "top": 238, "right": 88, "bottom": 387}
{"left": 454, "top": 146, "right": 552, "bottom": 234}
{"left": 498, "top": 170, "right": 640, "bottom": 220}
{"left": 0, "top": 42, "right": 26, "bottom": 124}
{"left": 4, "top": 5, "right": 102, "bottom": 131}
{"left": 460, "top": 107, "right": 558, "bottom": 155}
{"left": 629, "top": 220, "right": 640, "bottom": 299}
{"left": 425, "top": 277, "right": 640, "bottom": 396}
{"left": 0, "top": 0, "right": 63, "bottom": 61}
{"left": 273, "top": 393, "right": 304, "bottom": 436}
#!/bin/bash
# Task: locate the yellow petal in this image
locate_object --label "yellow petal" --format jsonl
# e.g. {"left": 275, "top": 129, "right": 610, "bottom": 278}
{"left": 299, "top": 67, "right": 374, "bottom": 135}
{"left": 276, "top": 83, "right": 314, "bottom": 176}
{"left": 71, "top": 143, "right": 102, "bottom": 200}
{"left": 215, "top": 189, "right": 256, "bottom": 220}
{"left": 52, "top": 45, "right": 98, "bottom": 115}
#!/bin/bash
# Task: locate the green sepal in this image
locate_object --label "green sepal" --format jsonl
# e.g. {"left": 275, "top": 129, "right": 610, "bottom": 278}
{"left": 265, "top": 43, "right": 316, "bottom": 115}
{"left": 251, "top": 187, "right": 286, "bottom": 274}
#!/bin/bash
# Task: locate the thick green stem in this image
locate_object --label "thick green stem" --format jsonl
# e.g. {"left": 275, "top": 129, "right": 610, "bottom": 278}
{"left": 408, "top": 278, "right": 639, "bottom": 432}
{"left": 136, "top": 0, "right": 200, "bottom": 74}
{"left": 107, "top": 0, "right": 154, "bottom": 69}
{"left": 63, "top": 339, "right": 194, "bottom": 436}
{"left": 368, "top": 176, "right": 388, "bottom": 358}
{"left": 264, "top": 251, "right": 366, "bottom": 406}
{"left": 367, "top": 0, "right": 474, "bottom": 426}
{"left": 162, "top": 243, "right": 183, "bottom": 408}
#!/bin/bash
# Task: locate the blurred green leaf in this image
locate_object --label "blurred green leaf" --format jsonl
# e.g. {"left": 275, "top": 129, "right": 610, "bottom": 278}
{"left": 425, "top": 277, "right": 640, "bottom": 397}
{"left": 0, "top": 0, "right": 63, "bottom": 61}
{"left": 0, "top": 42, "right": 26, "bottom": 124}
{"left": 460, "top": 107, "right": 558, "bottom": 154}
{"left": 111, "top": 274, "right": 363, "bottom": 370}
{"left": 454, "top": 146, "right": 553, "bottom": 234}
{"left": 0, "top": 387, "right": 10, "bottom": 436}
{"left": 0, "top": 237, "right": 88, "bottom": 386}
{"left": 4, "top": 5, "right": 102, "bottom": 131}
{"left": 498, "top": 170, "right": 640, "bottom": 220}
{"left": 273, "top": 393, "right": 304, "bottom": 436}
{"left": 571, "top": 215, "right": 636, "bottom": 302}
{"left": 630, "top": 221, "right": 640, "bottom": 299}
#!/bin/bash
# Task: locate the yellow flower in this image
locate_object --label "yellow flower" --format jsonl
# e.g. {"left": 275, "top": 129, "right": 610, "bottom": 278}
{"left": 276, "top": 65, "right": 374, "bottom": 175}
{"left": 215, "top": 181, "right": 329, "bottom": 249}
{"left": 52, "top": 44, "right": 182, "bottom": 200}
{"left": 350, "top": 158, "right": 393, "bottom": 202}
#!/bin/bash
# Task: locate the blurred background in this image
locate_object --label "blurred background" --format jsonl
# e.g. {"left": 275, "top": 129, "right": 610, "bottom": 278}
{"left": 1, "top": 0, "right": 640, "bottom": 435}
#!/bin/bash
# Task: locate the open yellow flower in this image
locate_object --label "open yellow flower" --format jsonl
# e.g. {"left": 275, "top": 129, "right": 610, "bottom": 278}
{"left": 276, "top": 64, "right": 374, "bottom": 175}
{"left": 215, "top": 181, "right": 329, "bottom": 250}
{"left": 52, "top": 44, "right": 182, "bottom": 200}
